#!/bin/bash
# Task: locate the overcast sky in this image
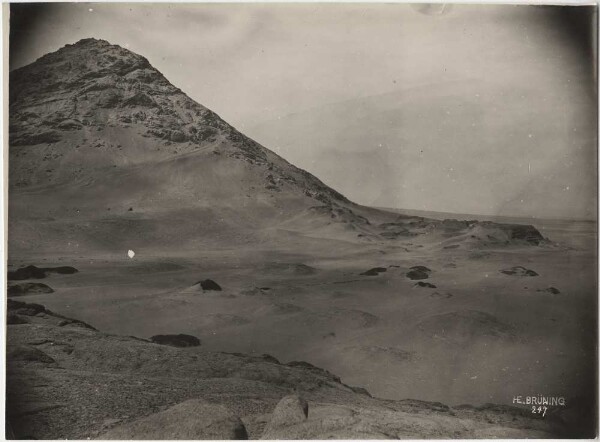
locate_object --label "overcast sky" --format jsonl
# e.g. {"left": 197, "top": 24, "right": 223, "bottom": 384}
{"left": 10, "top": 3, "right": 598, "bottom": 220}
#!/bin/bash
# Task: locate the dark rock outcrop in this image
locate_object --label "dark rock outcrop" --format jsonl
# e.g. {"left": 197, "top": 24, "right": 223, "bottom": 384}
{"left": 500, "top": 266, "right": 538, "bottom": 277}
{"left": 406, "top": 266, "right": 431, "bottom": 280}
{"left": 8, "top": 265, "right": 46, "bottom": 280}
{"left": 414, "top": 282, "right": 437, "bottom": 288}
{"left": 150, "top": 334, "right": 201, "bottom": 347}
{"left": 7, "top": 299, "right": 97, "bottom": 330}
{"left": 7, "top": 265, "right": 78, "bottom": 280}
{"left": 503, "top": 224, "right": 545, "bottom": 245}
{"left": 537, "top": 287, "right": 561, "bottom": 294}
{"left": 7, "top": 299, "right": 49, "bottom": 316}
{"left": 197, "top": 279, "right": 222, "bottom": 291}
{"left": 8, "top": 282, "right": 54, "bottom": 296}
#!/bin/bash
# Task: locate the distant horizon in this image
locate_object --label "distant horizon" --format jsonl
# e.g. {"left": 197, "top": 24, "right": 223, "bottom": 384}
{"left": 371, "top": 204, "right": 598, "bottom": 223}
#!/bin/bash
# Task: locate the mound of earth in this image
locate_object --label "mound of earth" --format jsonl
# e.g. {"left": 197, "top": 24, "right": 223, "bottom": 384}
{"left": 406, "top": 266, "right": 432, "bottom": 280}
{"left": 360, "top": 267, "right": 387, "bottom": 276}
{"left": 500, "top": 266, "right": 539, "bottom": 277}
{"left": 150, "top": 334, "right": 201, "bottom": 348}
{"left": 7, "top": 265, "right": 78, "bottom": 280}
{"left": 99, "top": 399, "right": 248, "bottom": 440}
{"left": 418, "top": 310, "right": 516, "bottom": 342}
{"left": 8, "top": 282, "right": 54, "bottom": 296}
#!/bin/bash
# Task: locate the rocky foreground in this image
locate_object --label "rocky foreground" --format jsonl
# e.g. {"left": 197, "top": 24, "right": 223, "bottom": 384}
{"left": 6, "top": 299, "right": 573, "bottom": 439}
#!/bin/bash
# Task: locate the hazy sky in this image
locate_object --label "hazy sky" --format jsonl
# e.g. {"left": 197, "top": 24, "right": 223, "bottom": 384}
{"left": 10, "top": 3, "right": 598, "bottom": 219}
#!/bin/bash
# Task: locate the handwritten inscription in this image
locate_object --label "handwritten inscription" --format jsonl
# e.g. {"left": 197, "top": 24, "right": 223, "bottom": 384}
{"left": 513, "top": 396, "right": 566, "bottom": 417}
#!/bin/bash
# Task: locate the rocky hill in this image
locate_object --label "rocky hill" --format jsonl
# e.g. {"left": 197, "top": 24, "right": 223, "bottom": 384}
{"left": 8, "top": 38, "right": 547, "bottom": 256}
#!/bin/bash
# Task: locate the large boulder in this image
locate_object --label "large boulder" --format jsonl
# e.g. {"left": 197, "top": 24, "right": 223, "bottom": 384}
{"left": 99, "top": 399, "right": 247, "bottom": 440}
{"left": 262, "top": 394, "right": 308, "bottom": 439}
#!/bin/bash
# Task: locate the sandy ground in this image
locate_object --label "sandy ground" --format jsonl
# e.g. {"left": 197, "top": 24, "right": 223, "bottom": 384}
{"left": 8, "top": 216, "right": 596, "bottom": 411}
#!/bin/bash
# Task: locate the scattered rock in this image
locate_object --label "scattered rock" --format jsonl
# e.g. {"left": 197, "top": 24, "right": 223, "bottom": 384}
{"left": 262, "top": 394, "right": 308, "bottom": 438}
{"left": 99, "top": 399, "right": 248, "bottom": 439}
{"left": 150, "top": 334, "right": 201, "bottom": 347}
{"left": 7, "top": 345, "right": 55, "bottom": 364}
{"left": 360, "top": 267, "right": 387, "bottom": 276}
{"left": 414, "top": 282, "right": 437, "bottom": 288}
{"left": 406, "top": 266, "right": 431, "bottom": 280}
{"left": 537, "top": 287, "right": 561, "bottom": 295}
{"left": 8, "top": 282, "right": 54, "bottom": 296}
{"left": 500, "top": 266, "right": 538, "bottom": 277}
{"left": 197, "top": 279, "right": 222, "bottom": 291}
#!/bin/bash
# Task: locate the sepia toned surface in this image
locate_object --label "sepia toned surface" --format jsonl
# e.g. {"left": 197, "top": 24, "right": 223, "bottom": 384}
{"left": 5, "top": 3, "right": 598, "bottom": 439}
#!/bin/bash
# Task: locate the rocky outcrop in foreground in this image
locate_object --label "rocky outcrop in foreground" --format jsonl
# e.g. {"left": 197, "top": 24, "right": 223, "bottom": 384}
{"left": 99, "top": 400, "right": 248, "bottom": 440}
{"left": 6, "top": 300, "right": 576, "bottom": 439}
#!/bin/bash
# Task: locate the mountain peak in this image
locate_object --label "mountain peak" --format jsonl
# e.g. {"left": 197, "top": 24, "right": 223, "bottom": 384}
{"left": 70, "top": 37, "right": 110, "bottom": 46}
{"left": 9, "top": 38, "right": 350, "bottom": 209}
{"left": 9, "top": 38, "right": 227, "bottom": 147}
